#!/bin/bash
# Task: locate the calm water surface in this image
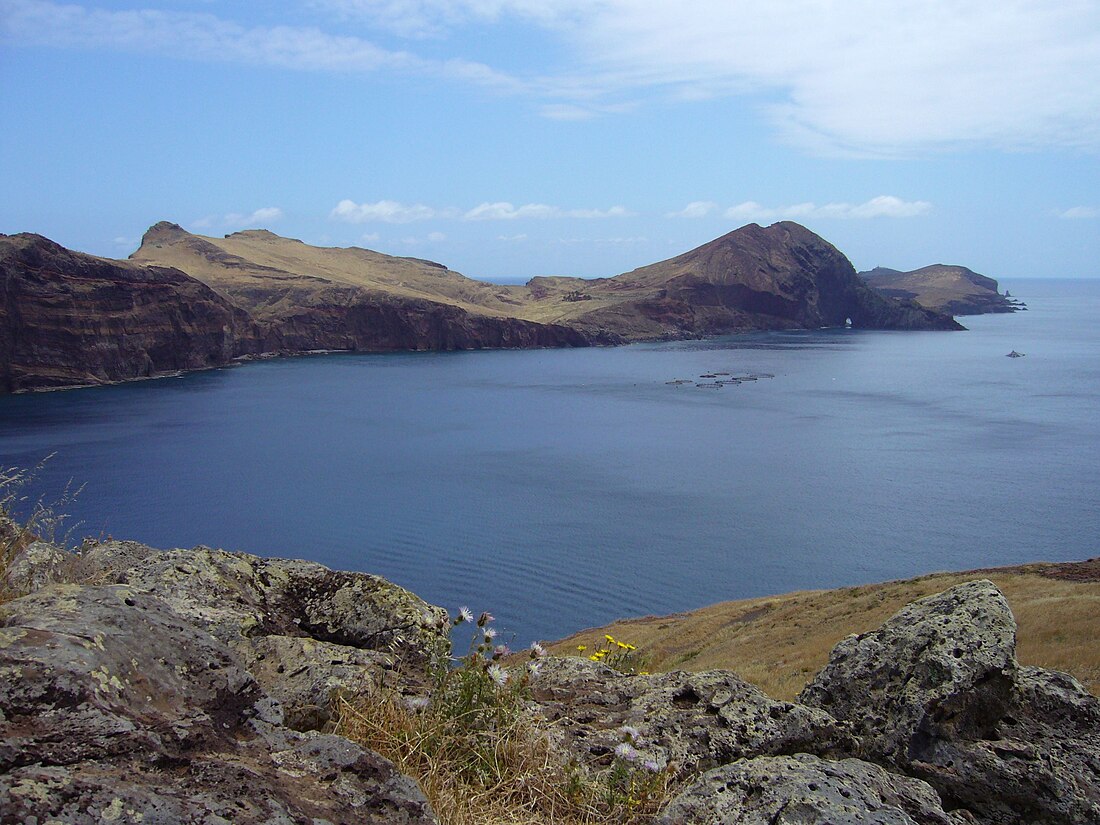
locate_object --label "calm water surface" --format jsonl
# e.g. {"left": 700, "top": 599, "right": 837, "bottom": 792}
{"left": 2, "top": 279, "right": 1098, "bottom": 646}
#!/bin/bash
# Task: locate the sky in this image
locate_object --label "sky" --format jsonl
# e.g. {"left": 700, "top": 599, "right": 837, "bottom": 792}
{"left": 1, "top": 0, "right": 1098, "bottom": 282}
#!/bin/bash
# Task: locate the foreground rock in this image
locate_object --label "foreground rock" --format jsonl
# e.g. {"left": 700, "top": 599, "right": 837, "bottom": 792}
{"left": 800, "top": 580, "right": 1100, "bottom": 825}
{"left": 529, "top": 657, "right": 852, "bottom": 777}
{"left": 82, "top": 539, "right": 449, "bottom": 730}
{"left": 658, "top": 754, "right": 962, "bottom": 825}
{"left": 0, "top": 584, "right": 438, "bottom": 824}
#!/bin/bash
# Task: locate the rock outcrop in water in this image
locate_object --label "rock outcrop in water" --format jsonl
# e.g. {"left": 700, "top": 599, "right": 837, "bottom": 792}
{"left": 4, "top": 522, "right": 1097, "bottom": 824}
{"left": 860, "top": 264, "right": 1025, "bottom": 315}
{"left": 1, "top": 220, "right": 965, "bottom": 392}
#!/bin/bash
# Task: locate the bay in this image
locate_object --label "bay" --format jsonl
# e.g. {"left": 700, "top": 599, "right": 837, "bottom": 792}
{"left": 2, "top": 278, "right": 1098, "bottom": 647}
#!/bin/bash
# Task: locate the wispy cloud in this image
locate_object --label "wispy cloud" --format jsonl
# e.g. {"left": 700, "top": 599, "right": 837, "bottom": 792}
{"left": 1059, "top": 206, "right": 1099, "bottom": 219}
{"left": 667, "top": 201, "right": 719, "bottom": 218}
{"left": 464, "top": 202, "right": 633, "bottom": 219}
{"left": 318, "top": 0, "right": 1100, "bottom": 154}
{"left": 192, "top": 206, "right": 284, "bottom": 229}
{"left": 331, "top": 198, "right": 633, "bottom": 222}
{"left": 330, "top": 199, "right": 449, "bottom": 223}
{"left": 1, "top": 0, "right": 522, "bottom": 90}
{"left": 9, "top": 1, "right": 1098, "bottom": 154}
{"left": 725, "top": 196, "right": 932, "bottom": 221}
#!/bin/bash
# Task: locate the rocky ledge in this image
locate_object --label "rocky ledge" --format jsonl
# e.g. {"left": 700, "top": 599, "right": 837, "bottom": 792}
{"left": 3, "top": 530, "right": 1098, "bottom": 823}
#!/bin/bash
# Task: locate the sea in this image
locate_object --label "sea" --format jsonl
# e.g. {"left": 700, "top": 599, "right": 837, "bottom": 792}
{"left": 2, "top": 278, "right": 1098, "bottom": 647}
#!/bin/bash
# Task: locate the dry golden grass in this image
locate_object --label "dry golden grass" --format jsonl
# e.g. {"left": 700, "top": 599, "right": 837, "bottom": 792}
{"left": 548, "top": 563, "right": 1100, "bottom": 701}
{"left": 333, "top": 682, "right": 674, "bottom": 825}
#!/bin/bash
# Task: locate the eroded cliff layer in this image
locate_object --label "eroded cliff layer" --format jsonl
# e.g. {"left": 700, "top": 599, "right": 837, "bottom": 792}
{"left": 0, "top": 233, "right": 264, "bottom": 393}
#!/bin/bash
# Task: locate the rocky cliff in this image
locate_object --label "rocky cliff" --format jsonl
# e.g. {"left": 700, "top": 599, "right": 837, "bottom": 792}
{"left": 860, "top": 264, "right": 1025, "bottom": 315}
{"left": 3, "top": 528, "right": 1097, "bottom": 824}
{"left": 0, "top": 233, "right": 265, "bottom": 393}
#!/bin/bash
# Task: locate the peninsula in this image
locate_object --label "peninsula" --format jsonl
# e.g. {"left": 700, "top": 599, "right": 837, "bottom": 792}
{"left": 1, "top": 221, "right": 962, "bottom": 393}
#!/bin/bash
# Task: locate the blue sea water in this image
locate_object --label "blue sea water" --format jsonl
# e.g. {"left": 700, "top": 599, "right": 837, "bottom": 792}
{"left": 2, "top": 279, "right": 1098, "bottom": 647}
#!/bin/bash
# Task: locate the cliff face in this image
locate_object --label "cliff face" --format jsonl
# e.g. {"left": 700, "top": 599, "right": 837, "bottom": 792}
{"left": 527, "top": 222, "right": 964, "bottom": 339}
{"left": 0, "top": 233, "right": 264, "bottom": 393}
{"left": 860, "top": 264, "right": 1025, "bottom": 315}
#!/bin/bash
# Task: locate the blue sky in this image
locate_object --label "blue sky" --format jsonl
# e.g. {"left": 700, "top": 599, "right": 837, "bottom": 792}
{"left": 2, "top": 0, "right": 1098, "bottom": 281}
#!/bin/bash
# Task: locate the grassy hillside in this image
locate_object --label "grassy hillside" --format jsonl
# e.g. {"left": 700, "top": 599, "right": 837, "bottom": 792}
{"left": 548, "top": 560, "right": 1100, "bottom": 701}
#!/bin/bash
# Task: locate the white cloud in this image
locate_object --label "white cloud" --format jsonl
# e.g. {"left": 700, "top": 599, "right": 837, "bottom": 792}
{"left": 426, "top": 231, "right": 446, "bottom": 241}
{"left": 191, "top": 207, "right": 284, "bottom": 229}
{"left": 464, "top": 202, "right": 633, "bottom": 220}
{"left": 724, "top": 196, "right": 931, "bottom": 221}
{"left": 361, "top": 231, "right": 381, "bottom": 242}
{"left": 330, "top": 199, "right": 443, "bottom": 223}
{"left": 225, "top": 207, "right": 284, "bottom": 227}
{"left": 538, "top": 103, "right": 597, "bottom": 121}
{"left": 497, "top": 233, "right": 528, "bottom": 241}
{"left": 667, "top": 201, "right": 719, "bottom": 219}
{"left": 1059, "top": 206, "right": 1099, "bottom": 219}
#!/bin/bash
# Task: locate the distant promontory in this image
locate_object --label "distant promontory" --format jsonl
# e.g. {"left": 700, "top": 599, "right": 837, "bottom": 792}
{"left": 859, "top": 264, "right": 1025, "bottom": 315}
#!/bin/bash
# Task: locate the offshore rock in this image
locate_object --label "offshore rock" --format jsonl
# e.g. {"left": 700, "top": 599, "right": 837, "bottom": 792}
{"left": 0, "top": 585, "right": 438, "bottom": 824}
{"left": 529, "top": 657, "right": 852, "bottom": 778}
{"left": 0, "top": 232, "right": 264, "bottom": 392}
{"left": 799, "top": 580, "right": 1100, "bottom": 824}
{"left": 657, "top": 754, "right": 963, "bottom": 825}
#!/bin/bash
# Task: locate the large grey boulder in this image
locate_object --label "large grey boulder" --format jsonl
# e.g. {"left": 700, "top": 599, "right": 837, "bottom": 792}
{"left": 80, "top": 541, "right": 449, "bottom": 728}
{"left": 657, "top": 754, "right": 965, "bottom": 825}
{"left": 0, "top": 584, "right": 438, "bottom": 824}
{"left": 530, "top": 657, "right": 853, "bottom": 777}
{"left": 799, "top": 580, "right": 1100, "bottom": 824}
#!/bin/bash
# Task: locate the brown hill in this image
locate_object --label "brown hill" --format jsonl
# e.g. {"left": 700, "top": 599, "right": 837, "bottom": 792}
{"left": 517, "top": 222, "right": 964, "bottom": 338}
{"left": 860, "top": 264, "right": 1025, "bottom": 315}
{"left": 130, "top": 222, "right": 594, "bottom": 354}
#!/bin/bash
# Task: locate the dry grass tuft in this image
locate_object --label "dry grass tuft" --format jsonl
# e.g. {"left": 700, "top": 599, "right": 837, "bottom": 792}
{"left": 333, "top": 625, "right": 675, "bottom": 825}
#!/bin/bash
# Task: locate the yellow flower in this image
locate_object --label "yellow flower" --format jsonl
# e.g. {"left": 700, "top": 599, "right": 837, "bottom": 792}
{"left": 617, "top": 641, "right": 629, "bottom": 649}
{"left": 625, "top": 643, "right": 637, "bottom": 651}
{"left": 589, "top": 654, "right": 600, "bottom": 661}
{"left": 604, "top": 634, "right": 615, "bottom": 643}
{"left": 577, "top": 645, "right": 587, "bottom": 652}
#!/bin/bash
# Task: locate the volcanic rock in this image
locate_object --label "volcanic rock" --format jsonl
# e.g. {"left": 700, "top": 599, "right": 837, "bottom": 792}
{"left": 0, "top": 584, "right": 438, "bottom": 824}
{"left": 657, "top": 754, "right": 964, "bottom": 825}
{"left": 799, "top": 580, "right": 1100, "bottom": 824}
